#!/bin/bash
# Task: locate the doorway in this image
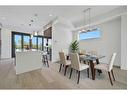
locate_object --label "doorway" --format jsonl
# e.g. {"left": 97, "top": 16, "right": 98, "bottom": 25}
{"left": 43, "top": 37, "right": 52, "bottom": 60}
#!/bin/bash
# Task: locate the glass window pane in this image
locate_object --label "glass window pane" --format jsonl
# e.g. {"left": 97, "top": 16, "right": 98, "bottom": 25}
{"left": 79, "top": 30, "right": 101, "bottom": 40}
{"left": 48, "top": 39, "right": 52, "bottom": 49}
{"left": 43, "top": 38, "right": 47, "bottom": 52}
{"left": 38, "top": 37, "right": 42, "bottom": 50}
{"left": 23, "top": 35, "right": 30, "bottom": 50}
{"left": 15, "top": 35, "right": 22, "bottom": 52}
{"left": 32, "top": 36, "right": 37, "bottom": 50}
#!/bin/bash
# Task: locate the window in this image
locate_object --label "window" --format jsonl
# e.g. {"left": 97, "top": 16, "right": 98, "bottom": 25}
{"left": 23, "top": 35, "right": 30, "bottom": 50}
{"left": 79, "top": 29, "right": 101, "bottom": 40}
{"left": 31, "top": 36, "right": 37, "bottom": 50}
{"left": 14, "top": 34, "right": 22, "bottom": 52}
{"left": 43, "top": 38, "right": 47, "bottom": 52}
{"left": 12, "top": 32, "right": 44, "bottom": 57}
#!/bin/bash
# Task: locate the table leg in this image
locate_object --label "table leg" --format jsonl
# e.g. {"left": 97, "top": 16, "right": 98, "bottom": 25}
{"left": 89, "top": 60, "right": 95, "bottom": 80}
{"left": 96, "top": 59, "right": 102, "bottom": 73}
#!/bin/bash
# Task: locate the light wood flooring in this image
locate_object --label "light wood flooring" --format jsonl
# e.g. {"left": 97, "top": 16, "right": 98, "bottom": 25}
{"left": 0, "top": 58, "right": 127, "bottom": 89}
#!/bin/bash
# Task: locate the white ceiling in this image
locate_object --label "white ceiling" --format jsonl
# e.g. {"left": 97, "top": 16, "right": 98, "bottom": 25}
{"left": 0, "top": 6, "right": 120, "bottom": 33}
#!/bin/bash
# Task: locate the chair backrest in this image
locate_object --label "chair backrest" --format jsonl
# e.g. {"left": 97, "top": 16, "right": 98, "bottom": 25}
{"left": 59, "top": 52, "right": 66, "bottom": 65}
{"left": 80, "top": 50, "right": 86, "bottom": 55}
{"left": 90, "top": 50, "right": 97, "bottom": 56}
{"left": 108, "top": 53, "right": 117, "bottom": 71}
{"left": 70, "top": 53, "right": 80, "bottom": 70}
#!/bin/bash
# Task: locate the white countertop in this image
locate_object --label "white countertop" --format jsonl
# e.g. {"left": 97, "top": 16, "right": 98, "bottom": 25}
{"left": 16, "top": 49, "right": 42, "bottom": 53}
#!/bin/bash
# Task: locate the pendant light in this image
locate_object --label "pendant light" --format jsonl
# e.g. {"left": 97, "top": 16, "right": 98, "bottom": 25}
{"left": 81, "top": 8, "right": 98, "bottom": 33}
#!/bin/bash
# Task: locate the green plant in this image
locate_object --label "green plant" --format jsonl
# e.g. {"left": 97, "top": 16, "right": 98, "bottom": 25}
{"left": 70, "top": 40, "right": 79, "bottom": 53}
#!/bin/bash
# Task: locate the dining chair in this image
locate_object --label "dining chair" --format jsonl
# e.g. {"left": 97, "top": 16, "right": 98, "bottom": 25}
{"left": 90, "top": 50, "right": 98, "bottom": 59}
{"left": 69, "top": 53, "right": 89, "bottom": 84}
{"left": 42, "top": 52, "right": 49, "bottom": 67}
{"left": 79, "top": 50, "right": 86, "bottom": 55}
{"left": 94, "top": 53, "right": 117, "bottom": 85}
{"left": 90, "top": 50, "right": 98, "bottom": 56}
{"left": 59, "top": 52, "right": 71, "bottom": 76}
{"left": 79, "top": 50, "right": 89, "bottom": 64}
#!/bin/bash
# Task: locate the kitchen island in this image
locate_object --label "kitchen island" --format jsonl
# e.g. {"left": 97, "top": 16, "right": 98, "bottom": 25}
{"left": 15, "top": 50, "right": 42, "bottom": 74}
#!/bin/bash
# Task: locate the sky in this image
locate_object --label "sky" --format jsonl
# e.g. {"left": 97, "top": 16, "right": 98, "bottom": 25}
{"left": 79, "top": 30, "right": 101, "bottom": 40}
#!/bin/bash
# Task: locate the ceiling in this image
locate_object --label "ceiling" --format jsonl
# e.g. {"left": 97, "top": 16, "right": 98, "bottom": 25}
{"left": 0, "top": 6, "right": 120, "bottom": 33}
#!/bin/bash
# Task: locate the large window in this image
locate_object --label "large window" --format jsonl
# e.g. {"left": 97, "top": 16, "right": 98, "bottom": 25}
{"left": 79, "top": 29, "right": 101, "bottom": 40}
{"left": 12, "top": 32, "right": 44, "bottom": 57}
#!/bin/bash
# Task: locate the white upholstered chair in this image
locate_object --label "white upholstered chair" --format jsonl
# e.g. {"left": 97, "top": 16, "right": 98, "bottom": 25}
{"left": 94, "top": 53, "right": 117, "bottom": 85}
{"left": 59, "top": 52, "right": 71, "bottom": 76}
{"left": 79, "top": 50, "right": 86, "bottom": 55}
{"left": 69, "top": 53, "right": 89, "bottom": 84}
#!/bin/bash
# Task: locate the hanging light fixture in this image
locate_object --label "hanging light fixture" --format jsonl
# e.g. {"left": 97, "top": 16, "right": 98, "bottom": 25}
{"left": 34, "top": 31, "right": 38, "bottom": 36}
{"left": 29, "top": 13, "right": 40, "bottom": 38}
{"left": 80, "top": 8, "right": 98, "bottom": 33}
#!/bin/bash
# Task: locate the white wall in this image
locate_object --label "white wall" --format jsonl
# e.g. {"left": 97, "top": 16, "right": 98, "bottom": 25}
{"left": 52, "top": 18, "right": 73, "bottom": 62}
{"left": 1, "top": 28, "right": 11, "bottom": 59}
{"left": 121, "top": 14, "right": 127, "bottom": 70}
{"left": 74, "top": 17, "right": 121, "bottom": 66}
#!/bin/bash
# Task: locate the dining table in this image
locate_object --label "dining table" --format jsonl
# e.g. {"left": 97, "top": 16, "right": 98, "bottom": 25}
{"left": 80, "top": 54, "right": 105, "bottom": 80}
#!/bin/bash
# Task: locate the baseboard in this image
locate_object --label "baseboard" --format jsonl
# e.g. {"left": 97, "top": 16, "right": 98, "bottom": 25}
{"left": 113, "top": 65, "right": 120, "bottom": 68}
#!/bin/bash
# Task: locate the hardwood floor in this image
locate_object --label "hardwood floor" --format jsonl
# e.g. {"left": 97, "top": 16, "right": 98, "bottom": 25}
{"left": 0, "top": 58, "right": 127, "bottom": 89}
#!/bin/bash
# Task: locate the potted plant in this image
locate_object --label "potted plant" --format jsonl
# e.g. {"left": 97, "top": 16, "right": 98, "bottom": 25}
{"left": 70, "top": 40, "right": 79, "bottom": 53}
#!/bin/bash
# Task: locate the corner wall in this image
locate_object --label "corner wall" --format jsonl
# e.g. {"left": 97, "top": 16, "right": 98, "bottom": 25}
{"left": 52, "top": 18, "right": 73, "bottom": 62}
{"left": 121, "top": 14, "right": 127, "bottom": 70}
{"left": 1, "top": 28, "right": 11, "bottom": 59}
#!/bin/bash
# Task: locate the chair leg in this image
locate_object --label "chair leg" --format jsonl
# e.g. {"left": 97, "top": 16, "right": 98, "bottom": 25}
{"left": 87, "top": 68, "right": 89, "bottom": 78}
{"left": 108, "top": 72, "right": 113, "bottom": 86}
{"left": 93, "top": 69, "right": 96, "bottom": 80}
{"left": 43, "top": 61, "right": 46, "bottom": 65}
{"left": 98, "top": 70, "right": 101, "bottom": 76}
{"left": 77, "top": 71, "right": 80, "bottom": 84}
{"left": 59, "top": 64, "right": 62, "bottom": 72}
{"left": 111, "top": 70, "right": 115, "bottom": 81}
{"left": 76, "top": 70, "right": 78, "bottom": 73}
{"left": 46, "top": 60, "right": 49, "bottom": 67}
{"left": 69, "top": 68, "right": 73, "bottom": 79}
{"left": 46, "top": 55, "right": 49, "bottom": 67}
{"left": 64, "top": 66, "right": 68, "bottom": 76}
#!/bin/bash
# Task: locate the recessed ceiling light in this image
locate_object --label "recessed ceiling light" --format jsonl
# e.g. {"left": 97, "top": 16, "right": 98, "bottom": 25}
{"left": 13, "top": 25, "right": 16, "bottom": 27}
{"left": 21, "top": 24, "right": 24, "bottom": 26}
{"left": 82, "top": 29, "right": 85, "bottom": 31}
{"left": 49, "top": 14, "right": 53, "bottom": 17}
{"left": 1, "top": 17, "right": 6, "bottom": 20}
